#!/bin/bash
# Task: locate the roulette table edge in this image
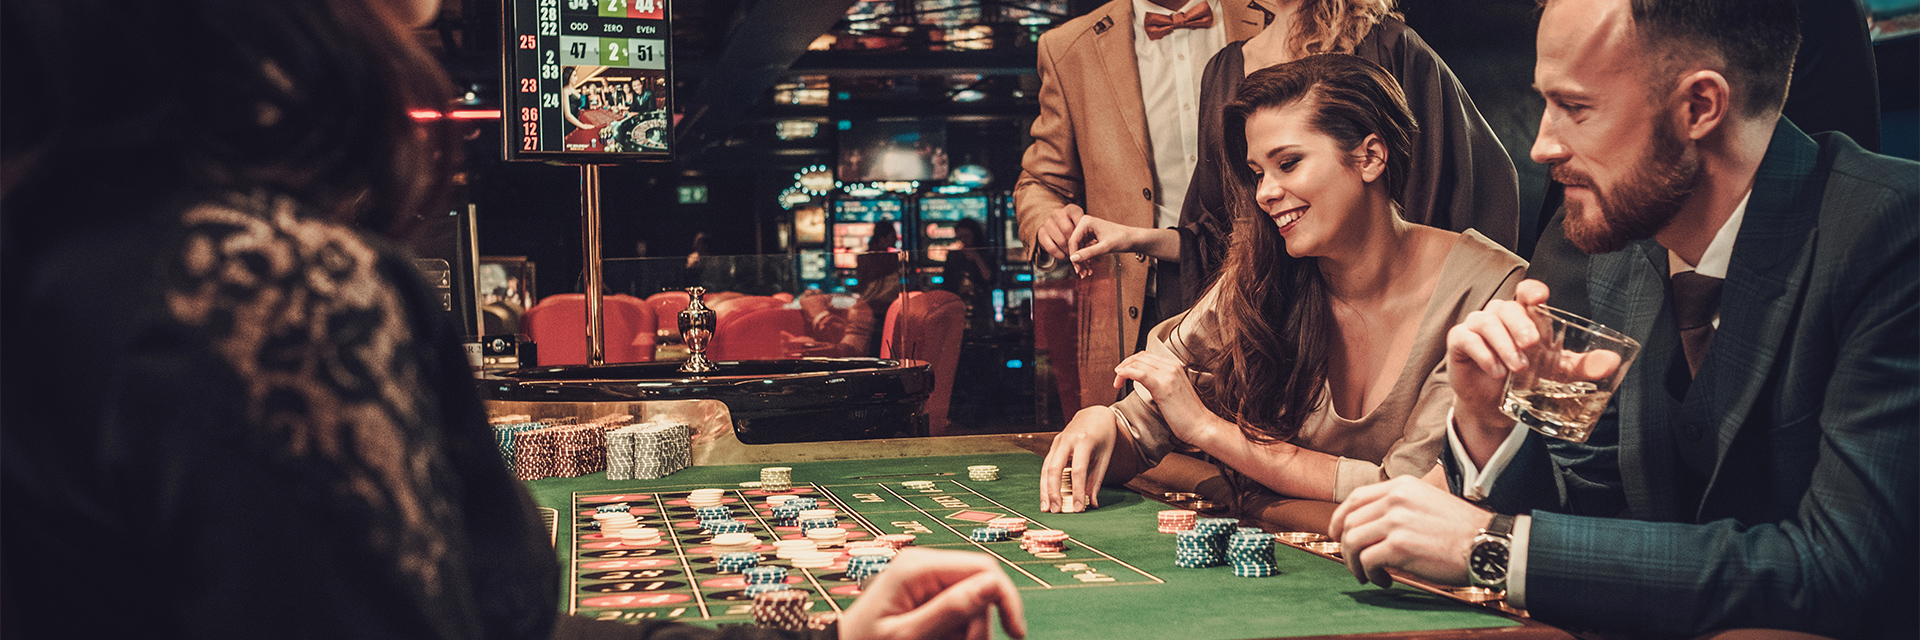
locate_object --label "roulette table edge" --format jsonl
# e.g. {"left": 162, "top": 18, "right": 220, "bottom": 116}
{"left": 522, "top": 433, "right": 1573, "bottom": 639}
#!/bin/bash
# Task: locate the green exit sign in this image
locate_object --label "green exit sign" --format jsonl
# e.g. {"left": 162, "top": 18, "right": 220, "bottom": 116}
{"left": 678, "top": 185, "right": 708, "bottom": 204}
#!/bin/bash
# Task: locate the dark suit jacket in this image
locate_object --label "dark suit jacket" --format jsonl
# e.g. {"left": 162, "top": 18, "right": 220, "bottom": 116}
{"left": 1454, "top": 120, "right": 1918, "bottom": 638}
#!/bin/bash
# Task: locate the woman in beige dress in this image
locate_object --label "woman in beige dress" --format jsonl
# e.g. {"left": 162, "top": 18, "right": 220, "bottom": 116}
{"left": 1041, "top": 54, "right": 1524, "bottom": 513}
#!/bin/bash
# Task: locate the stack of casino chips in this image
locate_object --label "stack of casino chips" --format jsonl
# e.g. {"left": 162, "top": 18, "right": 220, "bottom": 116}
{"left": 798, "top": 514, "right": 838, "bottom": 533}
{"left": 1175, "top": 530, "right": 1225, "bottom": 567}
{"left": 765, "top": 494, "right": 797, "bottom": 509}
{"left": 1227, "top": 531, "right": 1278, "bottom": 577}
{"left": 805, "top": 526, "right": 848, "bottom": 548}
{"left": 1022, "top": 529, "right": 1068, "bottom": 554}
{"left": 695, "top": 505, "right": 744, "bottom": 533}
{"left": 988, "top": 517, "right": 1027, "bottom": 538}
{"left": 752, "top": 589, "right": 810, "bottom": 630}
{"left": 605, "top": 422, "right": 692, "bottom": 481}
{"left": 790, "top": 550, "right": 836, "bottom": 569}
{"left": 1157, "top": 510, "right": 1198, "bottom": 533}
{"left": 969, "top": 526, "right": 1011, "bottom": 542}
{"left": 716, "top": 551, "right": 761, "bottom": 574}
{"left": 901, "top": 480, "right": 936, "bottom": 491}
{"left": 845, "top": 552, "right": 892, "bottom": 582}
{"left": 770, "top": 503, "right": 803, "bottom": 526}
{"left": 491, "top": 421, "right": 549, "bottom": 472}
{"left": 686, "top": 489, "right": 727, "bottom": 508}
{"left": 806, "top": 611, "right": 839, "bottom": 631}
{"left": 967, "top": 465, "right": 1000, "bottom": 481}
{"left": 710, "top": 533, "right": 761, "bottom": 559}
{"left": 743, "top": 566, "right": 791, "bottom": 596}
{"left": 615, "top": 527, "right": 662, "bottom": 546}
{"left": 786, "top": 497, "right": 819, "bottom": 511}
{"left": 875, "top": 534, "right": 917, "bottom": 550}
{"left": 592, "top": 511, "right": 640, "bottom": 535}
{"left": 773, "top": 539, "right": 818, "bottom": 559}
{"left": 514, "top": 423, "right": 611, "bottom": 480}
{"left": 760, "top": 466, "right": 794, "bottom": 491}
{"left": 704, "top": 519, "right": 747, "bottom": 534}
{"left": 1058, "top": 468, "right": 1079, "bottom": 510}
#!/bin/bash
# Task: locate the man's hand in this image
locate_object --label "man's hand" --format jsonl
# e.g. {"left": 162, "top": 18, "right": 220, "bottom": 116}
{"left": 838, "top": 548, "right": 1027, "bottom": 640}
{"left": 1034, "top": 204, "right": 1085, "bottom": 265}
{"left": 1445, "top": 279, "right": 1550, "bottom": 461}
{"left": 1040, "top": 406, "right": 1119, "bottom": 512}
{"left": 1328, "top": 476, "right": 1493, "bottom": 588}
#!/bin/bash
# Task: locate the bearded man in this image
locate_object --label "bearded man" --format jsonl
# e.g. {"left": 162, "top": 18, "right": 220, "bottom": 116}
{"left": 1324, "top": 0, "right": 1918, "bottom": 637}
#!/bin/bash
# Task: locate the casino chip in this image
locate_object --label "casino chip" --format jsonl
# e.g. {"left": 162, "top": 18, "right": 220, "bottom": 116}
{"left": 773, "top": 539, "right": 818, "bottom": 559}
{"left": 1022, "top": 529, "right": 1068, "bottom": 554}
{"left": 1228, "top": 531, "right": 1278, "bottom": 578}
{"left": 804, "top": 527, "right": 848, "bottom": 548}
{"left": 967, "top": 464, "right": 1000, "bottom": 481}
{"left": 969, "top": 527, "right": 1010, "bottom": 542}
{"left": 605, "top": 422, "right": 692, "bottom": 481}
{"left": 1157, "top": 509, "right": 1198, "bottom": 534}
{"left": 752, "top": 589, "right": 811, "bottom": 630}
{"left": 760, "top": 466, "right": 794, "bottom": 491}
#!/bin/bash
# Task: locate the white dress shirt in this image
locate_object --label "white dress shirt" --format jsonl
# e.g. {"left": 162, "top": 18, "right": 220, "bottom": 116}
{"left": 1132, "top": 0, "right": 1224, "bottom": 230}
{"left": 1445, "top": 191, "right": 1752, "bottom": 607}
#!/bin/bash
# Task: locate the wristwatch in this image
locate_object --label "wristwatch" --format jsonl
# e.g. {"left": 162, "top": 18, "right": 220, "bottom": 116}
{"left": 1467, "top": 513, "right": 1515, "bottom": 590}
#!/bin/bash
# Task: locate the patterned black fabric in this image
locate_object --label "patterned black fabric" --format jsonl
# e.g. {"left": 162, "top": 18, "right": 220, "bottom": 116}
{"left": 1, "top": 195, "right": 823, "bottom": 640}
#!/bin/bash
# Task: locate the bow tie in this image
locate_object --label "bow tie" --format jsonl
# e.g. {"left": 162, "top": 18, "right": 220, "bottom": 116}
{"left": 1144, "top": 3, "right": 1214, "bottom": 40}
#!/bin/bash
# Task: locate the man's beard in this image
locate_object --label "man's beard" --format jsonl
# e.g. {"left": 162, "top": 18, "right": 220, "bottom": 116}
{"left": 1555, "top": 120, "right": 1703, "bottom": 254}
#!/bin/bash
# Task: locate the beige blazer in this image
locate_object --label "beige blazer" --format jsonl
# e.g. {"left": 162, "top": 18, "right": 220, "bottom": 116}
{"left": 1015, "top": 0, "right": 1263, "bottom": 409}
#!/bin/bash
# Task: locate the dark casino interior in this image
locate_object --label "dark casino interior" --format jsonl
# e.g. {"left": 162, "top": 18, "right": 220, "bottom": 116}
{"left": 6, "top": 0, "right": 1918, "bottom": 637}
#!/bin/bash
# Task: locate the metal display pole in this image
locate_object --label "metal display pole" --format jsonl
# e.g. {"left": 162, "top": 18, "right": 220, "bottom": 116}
{"left": 581, "top": 164, "right": 606, "bottom": 366}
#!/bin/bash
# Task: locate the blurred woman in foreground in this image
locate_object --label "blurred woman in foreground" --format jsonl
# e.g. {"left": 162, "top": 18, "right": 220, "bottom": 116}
{"left": 0, "top": 1, "right": 1023, "bottom": 638}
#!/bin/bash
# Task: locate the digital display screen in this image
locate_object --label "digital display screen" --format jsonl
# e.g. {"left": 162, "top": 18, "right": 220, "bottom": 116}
{"left": 504, "top": 0, "right": 673, "bottom": 162}
{"left": 837, "top": 119, "right": 948, "bottom": 182}
{"left": 918, "top": 196, "right": 988, "bottom": 222}
{"left": 832, "top": 199, "right": 904, "bottom": 222}
{"left": 831, "top": 199, "right": 903, "bottom": 271}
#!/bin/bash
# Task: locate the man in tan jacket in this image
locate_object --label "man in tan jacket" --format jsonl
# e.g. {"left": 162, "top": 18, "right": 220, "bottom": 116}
{"left": 1017, "top": 0, "right": 1264, "bottom": 412}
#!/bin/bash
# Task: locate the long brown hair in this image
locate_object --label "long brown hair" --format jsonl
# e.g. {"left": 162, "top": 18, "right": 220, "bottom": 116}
{"left": 1289, "top": 0, "right": 1399, "bottom": 57}
{"left": 1185, "top": 54, "right": 1417, "bottom": 453}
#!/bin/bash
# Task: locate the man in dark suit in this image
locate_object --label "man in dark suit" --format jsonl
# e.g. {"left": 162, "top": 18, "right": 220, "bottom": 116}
{"left": 1327, "top": 0, "right": 1917, "bottom": 637}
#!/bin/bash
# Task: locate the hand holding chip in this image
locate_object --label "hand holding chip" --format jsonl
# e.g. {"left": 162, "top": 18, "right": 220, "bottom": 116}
{"left": 1040, "top": 406, "right": 1120, "bottom": 512}
{"left": 838, "top": 547, "right": 1028, "bottom": 640}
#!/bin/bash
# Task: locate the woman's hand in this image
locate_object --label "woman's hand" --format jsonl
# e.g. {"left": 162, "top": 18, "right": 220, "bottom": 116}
{"left": 1113, "top": 351, "right": 1222, "bottom": 445}
{"left": 1039, "top": 406, "right": 1119, "bottom": 513}
{"left": 837, "top": 547, "right": 1027, "bottom": 640}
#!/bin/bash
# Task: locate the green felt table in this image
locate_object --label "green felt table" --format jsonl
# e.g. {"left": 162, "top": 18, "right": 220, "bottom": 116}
{"left": 524, "top": 451, "right": 1534, "bottom": 639}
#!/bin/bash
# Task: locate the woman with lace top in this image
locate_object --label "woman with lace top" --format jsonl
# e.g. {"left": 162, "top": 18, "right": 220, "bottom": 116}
{"left": 0, "top": 1, "right": 1023, "bottom": 638}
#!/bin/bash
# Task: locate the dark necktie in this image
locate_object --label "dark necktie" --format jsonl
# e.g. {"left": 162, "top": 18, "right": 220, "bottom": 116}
{"left": 1144, "top": 3, "right": 1214, "bottom": 40}
{"left": 1671, "top": 270, "right": 1724, "bottom": 377}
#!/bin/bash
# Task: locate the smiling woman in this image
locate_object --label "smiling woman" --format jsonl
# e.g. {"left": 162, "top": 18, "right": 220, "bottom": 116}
{"left": 1041, "top": 54, "right": 1527, "bottom": 517}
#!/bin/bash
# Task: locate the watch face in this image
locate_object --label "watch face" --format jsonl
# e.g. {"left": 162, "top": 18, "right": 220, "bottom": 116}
{"left": 1470, "top": 541, "right": 1509, "bottom": 583}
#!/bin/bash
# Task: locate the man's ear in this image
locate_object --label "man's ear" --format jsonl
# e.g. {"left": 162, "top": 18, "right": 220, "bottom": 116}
{"left": 1676, "top": 69, "right": 1732, "bottom": 141}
